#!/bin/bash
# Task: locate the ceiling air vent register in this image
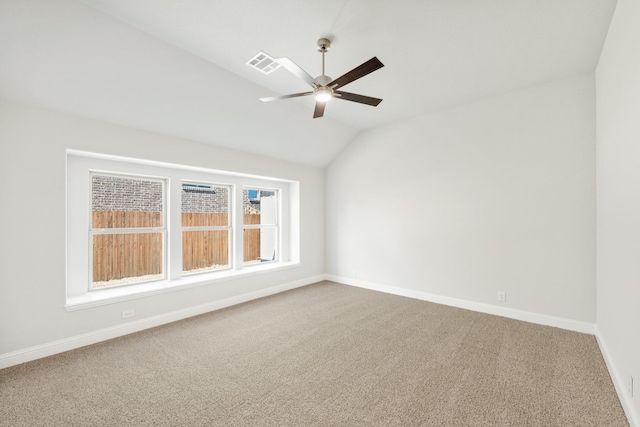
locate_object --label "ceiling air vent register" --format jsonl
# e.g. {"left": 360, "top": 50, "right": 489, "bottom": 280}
{"left": 246, "top": 51, "right": 281, "bottom": 74}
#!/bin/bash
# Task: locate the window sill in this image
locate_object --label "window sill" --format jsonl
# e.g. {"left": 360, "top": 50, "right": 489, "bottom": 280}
{"left": 65, "top": 261, "right": 300, "bottom": 311}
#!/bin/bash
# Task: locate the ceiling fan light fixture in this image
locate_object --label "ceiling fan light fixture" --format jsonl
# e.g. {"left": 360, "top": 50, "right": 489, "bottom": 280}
{"left": 314, "top": 87, "right": 332, "bottom": 102}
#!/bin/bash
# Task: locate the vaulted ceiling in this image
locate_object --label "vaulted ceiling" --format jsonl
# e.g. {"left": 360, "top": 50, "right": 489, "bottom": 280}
{"left": 0, "top": 0, "right": 618, "bottom": 167}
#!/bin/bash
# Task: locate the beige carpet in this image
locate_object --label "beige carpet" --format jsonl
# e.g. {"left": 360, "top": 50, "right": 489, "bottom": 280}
{"left": 0, "top": 281, "right": 629, "bottom": 426}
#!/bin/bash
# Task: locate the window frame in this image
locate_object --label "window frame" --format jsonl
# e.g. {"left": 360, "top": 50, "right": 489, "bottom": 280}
{"left": 66, "top": 150, "right": 298, "bottom": 311}
{"left": 181, "top": 180, "right": 233, "bottom": 276}
{"left": 89, "top": 172, "right": 168, "bottom": 290}
{"left": 242, "top": 186, "right": 280, "bottom": 266}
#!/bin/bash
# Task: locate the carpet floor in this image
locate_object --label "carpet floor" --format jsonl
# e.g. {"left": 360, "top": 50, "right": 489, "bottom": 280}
{"left": 0, "top": 281, "right": 629, "bottom": 426}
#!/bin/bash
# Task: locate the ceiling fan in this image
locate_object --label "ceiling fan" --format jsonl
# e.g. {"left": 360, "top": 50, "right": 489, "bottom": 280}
{"left": 259, "top": 38, "right": 384, "bottom": 118}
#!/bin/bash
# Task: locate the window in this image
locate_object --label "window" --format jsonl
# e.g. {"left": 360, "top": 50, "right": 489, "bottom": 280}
{"left": 181, "top": 182, "right": 231, "bottom": 274}
{"left": 90, "top": 173, "right": 166, "bottom": 289}
{"left": 243, "top": 188, "right": 279, "bottom": 265}
{"left": 66, "top": 151, "right": 299, "bottom": 310}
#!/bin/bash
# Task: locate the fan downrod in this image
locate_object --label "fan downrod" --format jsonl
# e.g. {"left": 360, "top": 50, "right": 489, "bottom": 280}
{"left": 315, "top": 38, "right": 332, "bottom": 87}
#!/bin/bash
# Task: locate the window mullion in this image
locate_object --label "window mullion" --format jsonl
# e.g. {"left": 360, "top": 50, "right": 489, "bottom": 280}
{"left": 168, "top": 177, "right": 183, "bottom": 281}
{"left": 233, "top": 185, "right": 244, "bottom": 270}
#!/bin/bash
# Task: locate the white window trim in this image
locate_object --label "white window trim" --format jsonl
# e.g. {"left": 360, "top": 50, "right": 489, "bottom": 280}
{"left": 66, "top": 150, "right": 299, "bottom": 311}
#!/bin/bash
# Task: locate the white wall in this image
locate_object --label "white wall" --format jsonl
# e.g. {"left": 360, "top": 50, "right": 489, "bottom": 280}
{"left": 326, "top": 74, "right": 596, "bottom": 324}
{"left": 0, "top": 101, "right": 325, "bottom": 361}
{"left": 595, "top": 0, "right": 640, "bottom": 423}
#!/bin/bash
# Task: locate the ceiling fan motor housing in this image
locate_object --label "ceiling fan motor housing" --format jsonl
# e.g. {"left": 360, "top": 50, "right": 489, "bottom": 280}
{"left": 314, "top": 74, "right": 332, "bottom": 86}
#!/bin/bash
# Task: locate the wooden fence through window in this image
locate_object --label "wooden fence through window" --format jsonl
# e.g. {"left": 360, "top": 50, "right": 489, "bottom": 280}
{"left": 243, "top": 213, "right": 261, "bottom": 264}
{"left": 92, "top": 211, "right": 261, "bottom": 282}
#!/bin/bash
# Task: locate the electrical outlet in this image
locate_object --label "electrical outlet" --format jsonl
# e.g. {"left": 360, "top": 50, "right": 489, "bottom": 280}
{"left": 497, "top": 291, "right": 506, "bottom": 302}
{"left": 630, "top": 376, "right": 634, "bottom": 397}
{"left": 352, "top": 270, "right": 358, "bottom": 278}
{"left": 121, "top": 309, "right": 135, "bottom": 319}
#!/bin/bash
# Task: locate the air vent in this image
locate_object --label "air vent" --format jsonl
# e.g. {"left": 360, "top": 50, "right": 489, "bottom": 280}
{"left": 246, "top": 51, "right": 281, "bottom": 74}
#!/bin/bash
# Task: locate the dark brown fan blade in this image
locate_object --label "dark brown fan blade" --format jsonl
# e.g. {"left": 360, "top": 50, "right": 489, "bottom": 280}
{"left": 328, "top": 57, "right": 384, "bottom": 89}
{"left": 313, "top": 101, "right": 326, "bottom": 118}
{"left": 275, "top": 57, "right": 317, "bottom": 88}
{"left": 335, "top": 91, "right": 383, "bottom": 106}
{"left": 260, "top": 91, "right": 313, "bottom": 102}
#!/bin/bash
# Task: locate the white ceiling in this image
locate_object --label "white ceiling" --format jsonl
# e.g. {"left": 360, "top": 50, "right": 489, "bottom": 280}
{"left": 0, "top": 0, "right": 618, "bottom": 167}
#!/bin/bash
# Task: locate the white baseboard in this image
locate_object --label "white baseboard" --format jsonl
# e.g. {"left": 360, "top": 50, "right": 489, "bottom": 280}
{"left": 324, "top": 275, "right": 595, "bottom": 334}
{"left": 0, "top": 276, "right": 321, "bottom": 370}
{"left": 595, "top": 326, "right": 639, "bottom": 427}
